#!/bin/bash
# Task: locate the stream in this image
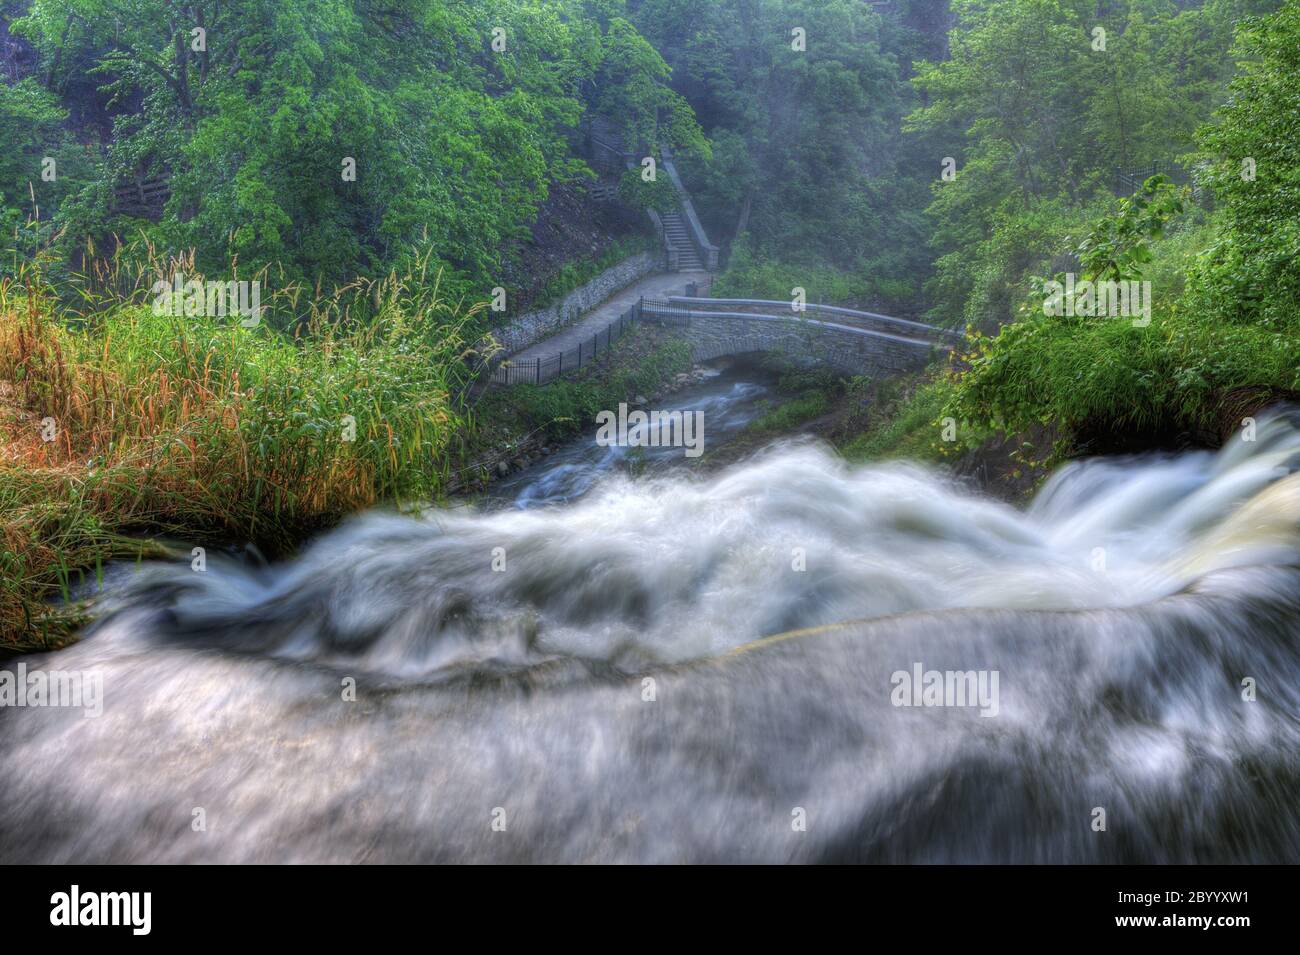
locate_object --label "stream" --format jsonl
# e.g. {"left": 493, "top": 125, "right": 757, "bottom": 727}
{"left": 487, "top": 366, "right": 771, "bottom": 509}
{"left": 2, "top": 372, "right": 1299, "bottom": 862}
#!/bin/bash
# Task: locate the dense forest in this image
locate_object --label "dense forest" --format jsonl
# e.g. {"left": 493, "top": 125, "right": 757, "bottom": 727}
{"left": 3, "top": 1, "right": 1290, "bottom": 311}
{"left": 2, "top": 0, "right": 1299, "bottom": 644}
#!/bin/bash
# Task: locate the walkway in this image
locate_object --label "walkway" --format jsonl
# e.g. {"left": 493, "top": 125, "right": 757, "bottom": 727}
{"left": 506, "top": 270, "right": 711, "bottom": 366}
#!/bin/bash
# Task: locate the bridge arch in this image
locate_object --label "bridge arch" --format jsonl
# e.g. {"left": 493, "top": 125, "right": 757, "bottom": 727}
{"left": 638, "top": 298, "right": 956, "bottom": 377}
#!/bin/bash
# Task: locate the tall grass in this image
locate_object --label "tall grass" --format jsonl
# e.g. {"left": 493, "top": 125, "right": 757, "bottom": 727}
{"left": 0, "top": 246, "right": 483, "bottom": 650}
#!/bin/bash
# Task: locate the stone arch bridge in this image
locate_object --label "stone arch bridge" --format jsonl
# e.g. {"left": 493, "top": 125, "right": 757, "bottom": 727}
{"left": 638, "top": 297, "right": 961, "bottom": 376}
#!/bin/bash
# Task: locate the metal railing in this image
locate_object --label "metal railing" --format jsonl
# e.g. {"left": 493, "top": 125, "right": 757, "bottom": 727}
{"left": 489, "top": 305, "right": 639, "bottom": 386}
{"left": 1114, "top": 160, "right": 1187, "bottom": 196}
{"left": 662, "top": 296, "right": 963, "bottom": 342}
{"left": 488, "top": 289, "right": 952, "bottom": 389}
{"left": 638, "top": 298, "right": 692, "bottom": 326}
{"left": 640, "top": 298, "right": 950, "bottom": 350}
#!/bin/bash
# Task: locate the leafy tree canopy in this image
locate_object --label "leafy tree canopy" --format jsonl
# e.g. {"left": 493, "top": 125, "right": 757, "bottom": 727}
{"left": 4, "top": 0, "right": 701, "bottom": 288}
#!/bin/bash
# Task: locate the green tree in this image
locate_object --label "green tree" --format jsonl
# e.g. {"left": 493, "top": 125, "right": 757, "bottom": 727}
{"left": 11, "top": 0, "right": 698, "bottom": 288}
{"left": 1189, "top": 0, "right": 1300, "bottom": 328}
{"left": 907, "top": 0, "right": 1275, "bottom": 327}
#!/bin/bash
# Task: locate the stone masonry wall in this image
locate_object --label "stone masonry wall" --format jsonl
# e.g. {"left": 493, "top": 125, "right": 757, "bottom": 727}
{"left": 492, "top": 250, "right": 664, "bottom": 355}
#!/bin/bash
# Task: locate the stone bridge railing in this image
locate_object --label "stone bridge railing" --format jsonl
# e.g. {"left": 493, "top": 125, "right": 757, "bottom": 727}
{"left": 639, "top": 297, "right": 957, "bottom": 376}
{"left": 665, "top": 297, "right": 963, "bottom": 343}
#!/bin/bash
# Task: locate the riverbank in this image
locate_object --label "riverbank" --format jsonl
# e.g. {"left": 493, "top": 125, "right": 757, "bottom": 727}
{"left": 699, "top": 347, "right": 1300, "bottom": 508}
{"left": 0, "top": 290, "right": 701, "bottom": 652}
{"left": 0, "top": 265, "right": 484, "bottom": 653}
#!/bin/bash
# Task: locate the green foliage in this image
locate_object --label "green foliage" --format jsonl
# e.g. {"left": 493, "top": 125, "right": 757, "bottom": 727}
{"left": 840, "top": 376, "right": 958, "bottom": 464}
{"left": 936, "top": 4, "right": 1300, "bottom": 450}
{"left": 1021, "top": 176, "right": 1187, "bottom": 321}
{"left": 713, "top": 236, "right": 915, "bottom": 308}
{"left": 945, "top": 297, "right": 1300, "bottom": 442}
{"left": 1188, "top": 0, "right": 1300, "bottom": 329}
{"left": 747, "top": 391, "right": 830, "bottom": 435}
{"left": 1074, "top": 176, "right": 1186, "bottom": 281}
{"left": 930, "top": 198, "right": 1102, "bottom": 332}
{"left": 592, "top": 17, "right": 708, "bottom": 157}
{"left": 617, "top": 167, "right": 680, "bottom": 213}
{"left": 910, "top": 0, "right": 1271, "bottom": 326}
{"left": 0, "top": 78, "right": 67, "bottom": 218}
{"left": 9, "top": 0, "right": 700, "bottom": 288}
{"left": 0, "top": 77, "right": 96, "bottom": 276}
{"left": 634, "top": 0, "right": 928, "bottom": 303}
{"left": 486, "top": 327, "right": 692, "bottom": 443}
{"left": 944, "top": 193, "right": 1297, "bottom": 444}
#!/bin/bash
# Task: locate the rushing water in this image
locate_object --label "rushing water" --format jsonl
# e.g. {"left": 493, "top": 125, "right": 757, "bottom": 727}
{"left": 488, "top": 367, "right": 770, "bottom": 509}
{"left": 2, "top": 379, "right": 1299, "bottom": 863}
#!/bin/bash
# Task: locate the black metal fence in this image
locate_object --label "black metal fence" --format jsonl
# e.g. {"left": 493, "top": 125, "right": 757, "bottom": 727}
{"left": 490, "top": 305, "right": 639, "bottom": 386}
{"left": 638, "top": 298, "right": 693, "bottom": 326}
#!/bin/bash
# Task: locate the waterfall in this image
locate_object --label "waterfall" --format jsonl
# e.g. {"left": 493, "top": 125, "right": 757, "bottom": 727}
{"left": 2, "top": 391, "right": 1297, "bottom": 863}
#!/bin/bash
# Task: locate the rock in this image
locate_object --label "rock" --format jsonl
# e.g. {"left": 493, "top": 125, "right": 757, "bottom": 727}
{"left": 496, "top": 460, "right": 509, "bottom": 477}
{"left": 512, "top": 458, "right": 526, "bottom": 471}
{"left": 634, "top": 394, "right": 648, "bottom": 405}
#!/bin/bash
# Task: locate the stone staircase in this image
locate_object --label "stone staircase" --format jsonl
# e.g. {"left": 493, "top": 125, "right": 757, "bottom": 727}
{"left": 660, "top": 210, "right": 704, "bottom": 271}
{"left": 584, "top": 116, "right": 716, "bottom": 274}
{"left": 112, "top": 176, "right": 171, "bottom": 220}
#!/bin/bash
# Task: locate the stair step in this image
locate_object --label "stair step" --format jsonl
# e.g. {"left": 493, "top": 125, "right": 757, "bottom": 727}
{"left": 588, "top": 111, "right": 715, "bottom": 272}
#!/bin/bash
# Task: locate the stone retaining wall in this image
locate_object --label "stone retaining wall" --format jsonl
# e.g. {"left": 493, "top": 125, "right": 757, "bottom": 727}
{"left": 492, "top": 250, "right": 664, "bottom": 355}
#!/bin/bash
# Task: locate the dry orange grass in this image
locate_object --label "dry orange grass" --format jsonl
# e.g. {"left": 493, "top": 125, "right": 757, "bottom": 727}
{"left": 0, "top": 258, "right": 478, "bottom": 650}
